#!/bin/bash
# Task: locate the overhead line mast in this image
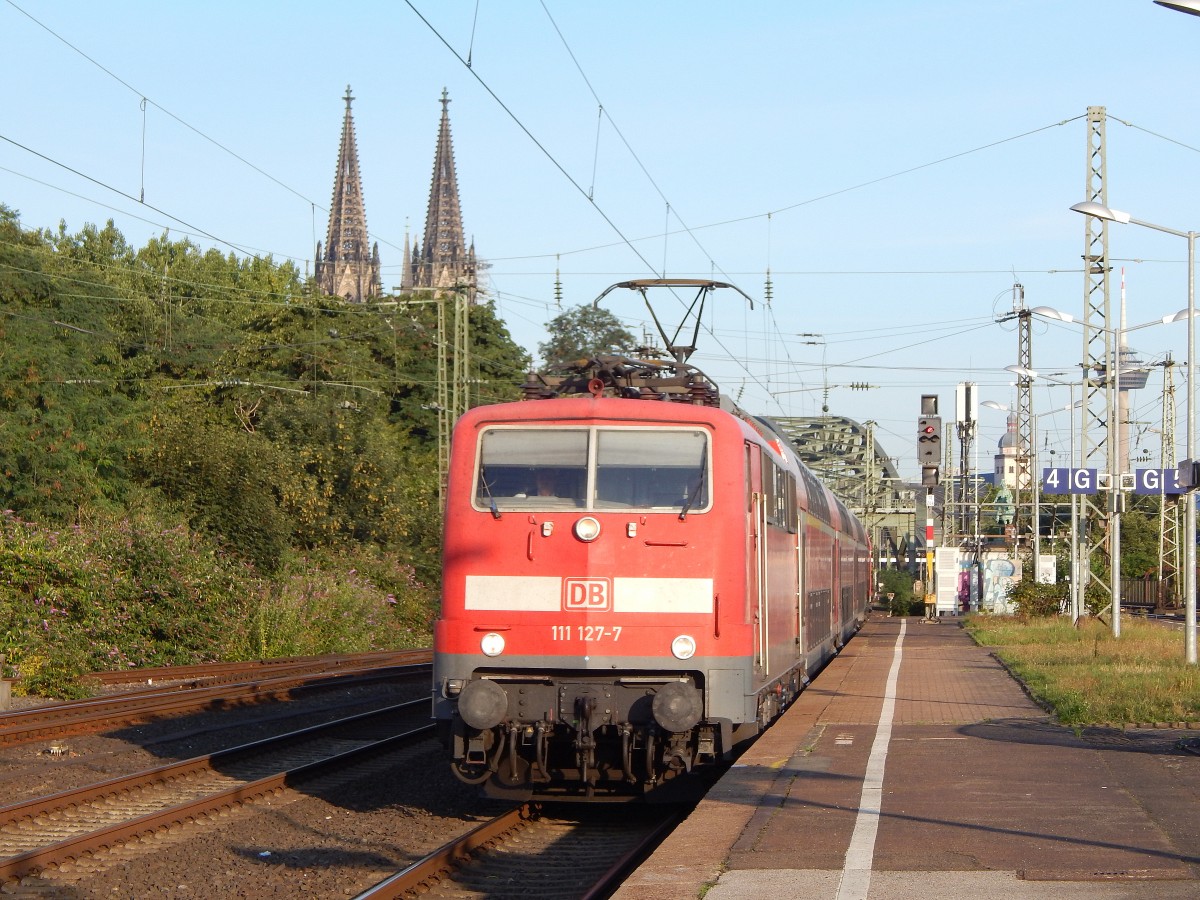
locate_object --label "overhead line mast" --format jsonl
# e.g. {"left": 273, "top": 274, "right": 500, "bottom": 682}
{"left": 1079, "top": 105, "right": 1116, "bottom": 618}
{"left": 1013, "top": 284, "right": 1033, "bottom": 545}
{"left": 1160, "top": 357, "right": 1181, "bottom": 608}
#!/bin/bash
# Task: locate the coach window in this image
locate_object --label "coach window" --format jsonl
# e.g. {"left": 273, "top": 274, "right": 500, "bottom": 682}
{"left": 475, "top": 428, "right": 588, "bottom": 511}
{"left": 759, "top": 459, "right": 798, "bottom": 532}
{"left": 594, "top": 428, "right": 710, "bottom": 512}
{"left": 783, "top": 471, "right": 798, "bottom": 532}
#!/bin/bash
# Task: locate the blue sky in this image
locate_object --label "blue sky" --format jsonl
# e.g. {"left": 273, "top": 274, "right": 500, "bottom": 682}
{"left": 2, "top": 1, "right": 1198, "bottom": 481}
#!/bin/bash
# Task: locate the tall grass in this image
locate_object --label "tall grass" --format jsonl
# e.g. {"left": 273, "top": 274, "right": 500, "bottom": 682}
{"left": 965, "top": 616, "right": 1200, "bottom": 726}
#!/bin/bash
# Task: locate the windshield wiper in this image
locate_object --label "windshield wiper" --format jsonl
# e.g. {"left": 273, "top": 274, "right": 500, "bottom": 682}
{"left": 479, "top": 465, "right": 501, "bottom": 519}
{"left": 678, "top": 443, "right": 708, "bottom": 521}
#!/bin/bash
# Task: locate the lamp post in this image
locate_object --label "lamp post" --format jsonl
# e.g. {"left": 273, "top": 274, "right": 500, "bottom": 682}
{"left": 1154, "top": 1, "right": 1200, "bottom": 16}
{"left": 1068, "top": 201, "right": 1196, "bottom": 663}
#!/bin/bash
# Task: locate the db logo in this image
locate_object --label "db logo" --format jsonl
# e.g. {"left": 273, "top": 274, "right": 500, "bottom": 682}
{"left": 563, "top": 578, "right": 612, "bottom": 611}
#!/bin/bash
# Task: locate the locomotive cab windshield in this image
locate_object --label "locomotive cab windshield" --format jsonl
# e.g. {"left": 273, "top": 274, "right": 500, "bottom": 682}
{"left": 474, "top": 426, "right": 711, "bottom": 514}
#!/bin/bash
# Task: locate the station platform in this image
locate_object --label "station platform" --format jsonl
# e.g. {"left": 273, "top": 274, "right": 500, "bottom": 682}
{"left": 615, "top": 615, "right": 1200, "bottom": 900}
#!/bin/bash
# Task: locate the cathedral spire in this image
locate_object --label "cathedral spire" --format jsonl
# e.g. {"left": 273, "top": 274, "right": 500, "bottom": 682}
{"left": 411, "top": 88, "right": 476, "bottom": 294}
{"left": 315, "top": 85, "right": 381, "bottom": 302}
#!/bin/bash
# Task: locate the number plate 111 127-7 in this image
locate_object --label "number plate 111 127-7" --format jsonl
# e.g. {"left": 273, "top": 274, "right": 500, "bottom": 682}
{"left": 551, "top": 625, "right": 622, "bottom": 641}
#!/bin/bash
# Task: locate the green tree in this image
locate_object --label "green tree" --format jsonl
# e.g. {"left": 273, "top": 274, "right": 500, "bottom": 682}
{"left": 538, "top": 304, "right": 635, "bottom": 364}
{"left": 136, "top": 402, "right": 294, "bottom": 572}
{"left": 0, "top": 209, "right": 537, "bottom": 691}
{"left": 1119, "top": 507, "right": 1159, "bottom": 578}
{"left": 877, "top": 568, "right": 915, "bottom": 616}
{"left": 0, "top": 212, "right": 139, "bottom": 520}
{"left": 468, "top": 300, "right": 531, "bottom": 404}
{"left": 0, "top": 207, "right": 525, "bottom": 607}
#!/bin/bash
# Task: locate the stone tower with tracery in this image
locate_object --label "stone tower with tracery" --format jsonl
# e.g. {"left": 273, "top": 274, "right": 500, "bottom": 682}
{"left": 315, "top": 86, "right": 381, "bottom": 303}
{"left": 402, "top": 89, "right": 477, "bottom": 295}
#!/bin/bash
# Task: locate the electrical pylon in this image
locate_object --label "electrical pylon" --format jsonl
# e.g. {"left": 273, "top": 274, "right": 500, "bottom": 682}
{"left": 1013, "top": 286, "right": 1033, "bottom": 544}
{"left": 1079, "top": 105, "right": 1116, "bottom": 613}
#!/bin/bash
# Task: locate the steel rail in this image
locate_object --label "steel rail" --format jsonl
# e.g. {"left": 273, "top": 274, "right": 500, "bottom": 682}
{"left": 578, "top": 809, "right": 687, "bottom": 900}
{"left": 0, "top": 660, "right": 431, "bottom": 747}
{"left": 86, "top": 649, "right": 429, "bottom": 686}
{"left": 351, "top": 804, "right": 537, "bottom": 899}
{"left": 0, "top": 703, "right": 436, "bottom": 883}
{"left": 353, "top": 804, "right": 685, "bottom": 900}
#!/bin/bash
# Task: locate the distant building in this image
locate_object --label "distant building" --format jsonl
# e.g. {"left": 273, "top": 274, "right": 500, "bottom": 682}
{"left": 315, "top": 86, "right": 382, "bottom": 303}
{"left": 402, "top": 90, "right": 477, "bottom": 296}
{"left": 993, "top": 411, "right": 1025, "bottom": 489}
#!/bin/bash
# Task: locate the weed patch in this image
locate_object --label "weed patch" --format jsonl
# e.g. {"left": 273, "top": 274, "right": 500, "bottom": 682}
{"left": 965, "top": 615, "right": 1200, "bottom": 725}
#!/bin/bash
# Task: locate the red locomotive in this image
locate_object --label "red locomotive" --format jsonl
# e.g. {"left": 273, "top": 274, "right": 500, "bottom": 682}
{"left": 433, "top": 281, "right": 870, "bottom": 799}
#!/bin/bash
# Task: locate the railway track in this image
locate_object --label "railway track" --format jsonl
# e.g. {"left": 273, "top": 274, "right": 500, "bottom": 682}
{"left": 355, "top": 802, "right": 686, "bottom": 900}
{"left": 85, "top": 649, "right": 422, "bottom": 687}
{"left": 0, "top": 651, "right": 691, "bottom": 894}
{"left": 1136, "top": 611, "right": 1187, "bottom": 626}
{"left": 0, "top": 650, "right": 432, "bottom": 747}
{"left": 0, "top": 699, "right": 436, "bottom": 884}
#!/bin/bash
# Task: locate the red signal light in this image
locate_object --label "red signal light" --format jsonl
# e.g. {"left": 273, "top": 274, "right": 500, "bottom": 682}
{"left": 917, "top": 414, "right": 942, "bottom": 464}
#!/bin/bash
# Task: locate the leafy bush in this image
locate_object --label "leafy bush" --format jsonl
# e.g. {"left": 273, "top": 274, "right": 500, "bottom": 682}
{"left": 1004, "top": 577, "right": 1068, "bottom": 618}
{"left": 877, "top": 568, "right": 917, "bottom": 616}
{"left": 0, "top": 510, "right": 438, "bottom": 698}
{"left": 0, "top": 507, "right": 248, "bottom": 695}
{"left": 1004, "top": 574, "right": 1107, "bottom": 620}
{"left": 232, "top": 548, "right": 435, "bottom": 659}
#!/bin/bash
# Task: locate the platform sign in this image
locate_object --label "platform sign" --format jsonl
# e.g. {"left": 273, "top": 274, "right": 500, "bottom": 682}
{"left": 1042, "top": 467, "right": 1098, "bottom": 494}
{"left": 1133, "top": 468, "right": 1183, "bottom": 495}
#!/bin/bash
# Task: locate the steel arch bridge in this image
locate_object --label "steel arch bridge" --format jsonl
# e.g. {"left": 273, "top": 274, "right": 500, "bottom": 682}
{"left": 769, "top": 415, "right": 917, "bottom": 566}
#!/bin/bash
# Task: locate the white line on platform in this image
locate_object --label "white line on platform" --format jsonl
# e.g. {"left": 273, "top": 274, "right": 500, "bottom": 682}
{"left": 835, "top": 618, "right": 906, "bottom": 900}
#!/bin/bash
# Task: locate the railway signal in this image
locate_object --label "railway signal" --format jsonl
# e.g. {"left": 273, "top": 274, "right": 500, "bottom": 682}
{"left": 917, "top": 416, "right": 942, "bottom": 465}
{"left": 918, "top": 393, "right": 941, "bottom": 486}
{"left": 917, "top": 395, "right": 941, "bottom": 618}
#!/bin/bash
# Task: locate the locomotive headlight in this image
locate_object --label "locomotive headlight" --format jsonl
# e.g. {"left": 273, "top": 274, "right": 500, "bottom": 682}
{"left": 671, "top": 634, "right": 697, "bottom": 660}
{"left": 480, "top": 631, "right": 506, "bottom": 657}
{"left": 573, "top": 516, "right": 602, "bottom": 542}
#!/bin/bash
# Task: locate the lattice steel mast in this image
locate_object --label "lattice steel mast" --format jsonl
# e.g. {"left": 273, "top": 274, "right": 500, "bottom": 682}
{"left": 1079, "top": 106, "right": 1116, "bottom": 615}
{"left": 1160, "top": 356, "right": 1182, "bottom": 606}
{"left": 1012, "top": 286, "right": 1034, "bottom": 546}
